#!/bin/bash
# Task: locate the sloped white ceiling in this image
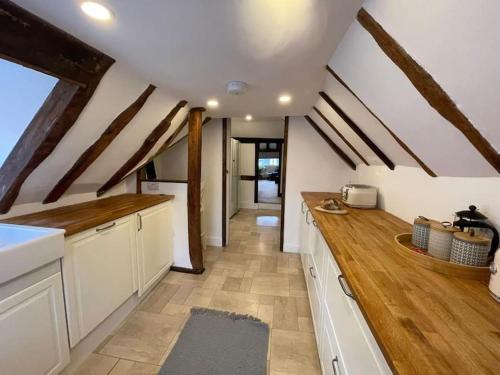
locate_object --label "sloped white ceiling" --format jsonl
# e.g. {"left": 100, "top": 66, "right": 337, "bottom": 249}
{"left": 12, "top": 0, "right": 363, "bottom": 118}
{"left": 16, "top": 63, "right": 189, "bottom": 204}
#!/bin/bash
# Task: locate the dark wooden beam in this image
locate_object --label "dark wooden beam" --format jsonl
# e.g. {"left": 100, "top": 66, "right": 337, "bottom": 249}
{"left": 97, "top": 100, "right": 187, "bottom": 196}
{"left": 312, "top": 106, "right": 369, "bottom": 166}
{"left": 187, "top": 108, "right": 205, "bottom": 271}
{"left": 0, "top": 0, "right": 112, "bottom": 86}
{"left": 304, "top": 116, "right": 356, "bottom": 170}
{"left": 357, "top": 8, "right": 499, "bottom": 174}
{"left": 44, "top": 85, "right": 156, "bottom": 203}
{"left": 167, "top": 116, "right": 212, "bottom": 149}
{"left": 221, "top": 118, "right": 228, "bottom": 247}
{"left": 326, "top": 66, "right": 436, "bottom": 177}
{"left": 0, "top": 0, "right": 114, "bottom": 213}
{"left": 319, "top": 91, "right": 395, "bottom": 170}
{"left": 279, "top": 117, "right": 289, "bottom": 252}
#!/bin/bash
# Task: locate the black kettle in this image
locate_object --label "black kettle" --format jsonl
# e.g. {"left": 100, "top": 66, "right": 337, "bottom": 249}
{"left": 453, "top": 205, "right": 498, "bottom": 256}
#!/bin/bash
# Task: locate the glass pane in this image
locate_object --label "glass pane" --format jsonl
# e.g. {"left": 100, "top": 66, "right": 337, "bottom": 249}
{"left": 269, "top": 143, "right": 277, "bottom": 150}
{"left": 259, "top": 142, "right": 267, "bottom": 150}
{"left": 0, "top": 59, "right": 58, "bottom": 165}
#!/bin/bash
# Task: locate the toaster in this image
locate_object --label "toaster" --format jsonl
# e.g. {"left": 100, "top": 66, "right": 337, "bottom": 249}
{"left": 340, "top": 184, "right": 377, "bottom": 208}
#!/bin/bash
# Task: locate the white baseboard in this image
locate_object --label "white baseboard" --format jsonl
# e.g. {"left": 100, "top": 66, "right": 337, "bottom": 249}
{"left": 206, "top": 236, "right": 222, "bottom": 247}
{"left": 283, "top": 243, "right": 299, "bottom": 253}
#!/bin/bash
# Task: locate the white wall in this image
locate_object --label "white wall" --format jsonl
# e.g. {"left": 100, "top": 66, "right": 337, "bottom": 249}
{"left": 283, "top": 116, "right": 352, "bottom": 252}
{"left": 231, "top": 118, "right": 284, "bottom": 139}
{"left": 154, "top": 120, "right": 223, "bottom": 246}
{"left": 351, "top": 165, "right": 500, "bottom": 230}
{"left": 238, "top": 143, "right": 256, "bottom": 209}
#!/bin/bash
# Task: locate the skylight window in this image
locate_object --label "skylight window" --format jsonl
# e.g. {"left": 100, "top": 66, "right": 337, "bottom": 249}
{"left": 0, "top": 59, "right": 58, "bottom": 165}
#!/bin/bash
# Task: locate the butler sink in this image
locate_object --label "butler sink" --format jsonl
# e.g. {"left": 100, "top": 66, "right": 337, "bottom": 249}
{"left": 0, "top": 224, "right": 65, "bottom": 284}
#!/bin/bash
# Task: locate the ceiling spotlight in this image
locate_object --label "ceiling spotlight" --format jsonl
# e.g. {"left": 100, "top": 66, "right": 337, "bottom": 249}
{"left": 245, "top": 115, "right": 253, "bottom": 121}
{"left": 279, "top": 94, "right": 291, "bottom": 104}
{"left": 81, "top": 1, "right": 114, "bottom": 21}
{"left": 207, "top": 99, "right": 219, "bottom": 108}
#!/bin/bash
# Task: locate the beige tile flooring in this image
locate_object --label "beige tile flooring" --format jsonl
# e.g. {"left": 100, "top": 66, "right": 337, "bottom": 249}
{"left": 74, "top": 209, "right": 321, "bottom": 375}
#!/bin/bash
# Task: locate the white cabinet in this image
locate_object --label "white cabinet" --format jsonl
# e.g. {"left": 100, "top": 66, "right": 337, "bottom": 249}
{"left": 0, "top": 270, "right": 69, "bottom": 375}
{"left": 298, "top": 199, "right": 391, "bottom": 375}
{"left": 136, "top": 202, "right": 173, "bottom": 296}
{"left": 63, "top": 216, "right": 137, "bottom": 347}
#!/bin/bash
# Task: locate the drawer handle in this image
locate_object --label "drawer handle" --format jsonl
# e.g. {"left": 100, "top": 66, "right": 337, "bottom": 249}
{"left": 137, "top": 213, "right": 143, "bottom": 231}
{"left": 338, "top": 275, "right": 354, "bottom": 299}
{"left": 312, "top": 220, "right": 318, "bottom": 228}
{"left": 309, "top": 266, "right": 316, "bottom": 279}
{"left": 306, "top": 210, "right": 311, "bottom": 224}
{"left": 332, "top": 356, "right": 340, "bottom": 375}
{"left": 96, "top": 222, "right": 116, "bottom": 232}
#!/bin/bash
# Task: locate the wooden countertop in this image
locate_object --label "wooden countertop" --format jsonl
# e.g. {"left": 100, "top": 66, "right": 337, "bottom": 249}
{"left": 302, "top": 192, "right": 500, "bottom": 375}
{"left": 2, "top": 194, "right": 174, "bottom": 237}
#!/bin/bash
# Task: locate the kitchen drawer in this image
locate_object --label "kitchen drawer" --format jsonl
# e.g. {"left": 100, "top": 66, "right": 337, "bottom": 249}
{"left": 320, "top": 313, "right": 347, "bottom": 375}
{"left": 324, "top": 254, "right": 387, "bottom": 375}
{"left": 310, "top": 227, "right": 326, "bottom": 288}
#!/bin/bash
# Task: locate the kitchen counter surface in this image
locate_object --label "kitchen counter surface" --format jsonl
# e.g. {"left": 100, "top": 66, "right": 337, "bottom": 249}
{"left": 1, "top": 194, "right": 174, "bottom": 237}
{"left": 302, "top": 192, "right": 500, "bottom": 375}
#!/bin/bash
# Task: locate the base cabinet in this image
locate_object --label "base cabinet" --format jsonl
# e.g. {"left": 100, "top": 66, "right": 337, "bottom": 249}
{"left": 299, "top": 200, "right": 391, "bottom": 375}
{"left": 136, "top": 203, "right": 173, "bottom": 296}
{"left": 0, "top": 271, "right": 70, "bottom": 375}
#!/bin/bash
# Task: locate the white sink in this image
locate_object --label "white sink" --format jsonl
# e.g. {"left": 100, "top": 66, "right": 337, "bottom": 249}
{"left": 0, "top": 224, "right": 65, "bottom": 285}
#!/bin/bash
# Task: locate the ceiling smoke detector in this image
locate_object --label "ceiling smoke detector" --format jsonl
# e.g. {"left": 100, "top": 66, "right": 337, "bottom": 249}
{"left": 226, "top": 81, "right": 248, "bottom": 95}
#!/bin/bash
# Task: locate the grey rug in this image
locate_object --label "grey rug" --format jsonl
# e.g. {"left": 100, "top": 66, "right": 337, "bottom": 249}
{"left": 160, "top": 308, "right": 269, "bottom": 375}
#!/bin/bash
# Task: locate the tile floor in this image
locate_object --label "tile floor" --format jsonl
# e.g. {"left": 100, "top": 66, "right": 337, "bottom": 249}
{"left": 74, "top": 209, "right": 321, "bottom": 375}
{"left": 257, "top": 180, "right": 281, "bottom": 204}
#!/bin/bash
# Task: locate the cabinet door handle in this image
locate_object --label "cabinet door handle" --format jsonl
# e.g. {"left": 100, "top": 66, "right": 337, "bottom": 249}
{"left": 309, "top": 266, "right": 316, "bottom": 279}
{"left": 306, "top": 210, "right": 311, "bottom": 224}
{"left": 96, "top": 222, "right": 116, "bottom": 232}
{"left": 312, "top": 220, "right": 318, "bottom": 228}
{"left": 332, "top": 356, "right": 340, "bottom": 375}
{"left": 301, "top": 201, "right": 306, "bottom": 213}
{"left": 137, "top": 213, "right": 142, "bottom": 231}
{"left": 338, "top": 275, "right": 354, "bottom": 299}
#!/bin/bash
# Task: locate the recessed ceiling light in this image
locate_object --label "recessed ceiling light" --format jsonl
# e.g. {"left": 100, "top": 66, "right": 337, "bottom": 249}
{"left": 207, "top": 99, "right": 219, "bottom": 108}
{"left": 80, "top": 1, "right": 113, "bottom": 21}
{"left": 245, "top": 115, "right": 253, "bottom": 121}
{"left": 279, "top": 94, "right": 291, "bottom": 104}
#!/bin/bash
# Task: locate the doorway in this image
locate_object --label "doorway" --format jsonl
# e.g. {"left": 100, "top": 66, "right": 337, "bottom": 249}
{"left": 255, "top": 141, "right": 282, "bottom": 204}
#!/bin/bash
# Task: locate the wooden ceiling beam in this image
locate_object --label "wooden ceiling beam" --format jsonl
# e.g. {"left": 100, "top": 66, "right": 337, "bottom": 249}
{"left": 0, "top": 1, "right": 114, "bottom": 213}
{"left": 357, "top": 8, "right": 499, "bottom": 174}
{"left": 43, "top": 84, "right": 156, "bottom": 203}
{"left": 312, "top": 106, "right": 369, "bottom": 166}
{"left": 167, "top": 116, "right": 212, "bottom": 150}
{"left": 319, "top": 91, "right": 395, "bottom": 170}
{"left": 304, "top": 115, "right": 356, "bottom": 170}
{"left": 97, "top": 100, "right": 187, "bottom": 196}
{"left": 326, "top": 66, "right": 436, "bottom": 177}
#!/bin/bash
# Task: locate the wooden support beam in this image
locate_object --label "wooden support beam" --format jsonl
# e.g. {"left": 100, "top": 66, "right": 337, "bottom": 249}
{"left": 304, "top": 116, "right": 356, "bottom": 170}
{"left": 279, "top": 117, "right": 289, "bottom": 252}
{"left": 319, "top": 91, "right": 395, "bottom": 170}
{"left": 187, "top": 107, "right": 205, "bottom": 272}
{"left": 97, "top": 100, "right": 187, "bottom": 196}
{"left": 222, "top": 118, "right": 228, "bottom": 247}
{"left": 312, "top": 106, "right": 369, "bottom": 166}
{"left": 326, "top": 66, "right": 436, "bottom": 177}
{"left": 167, "top": 116, "right": 212, "bottom": 150}
{"left": 357, "top": 8, "right": 499, "bottom": 174}
{"left": 44, "top": 85, "right": 156, "bottom": 203}
{"left": 0, "top": 0, "right": 114, "bottom": 213}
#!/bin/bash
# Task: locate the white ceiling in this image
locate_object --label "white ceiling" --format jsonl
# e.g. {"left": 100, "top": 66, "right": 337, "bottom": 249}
{"left": 13, "top": 0, "right": 363, "bottom": 118}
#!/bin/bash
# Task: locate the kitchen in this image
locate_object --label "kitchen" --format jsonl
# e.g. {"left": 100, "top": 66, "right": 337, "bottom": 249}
{"left": 0, "top": 1, "right": 499, "bottom": 374}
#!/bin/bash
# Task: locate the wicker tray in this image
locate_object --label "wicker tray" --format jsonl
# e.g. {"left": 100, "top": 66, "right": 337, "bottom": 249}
{"left": 394, "top": 233, "right": 490, "bottom": 281}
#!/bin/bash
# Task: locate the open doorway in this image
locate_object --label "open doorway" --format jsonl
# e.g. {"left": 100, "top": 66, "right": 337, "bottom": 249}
{"left": 256, "top": 141, "right": 282, "bottom": 204}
